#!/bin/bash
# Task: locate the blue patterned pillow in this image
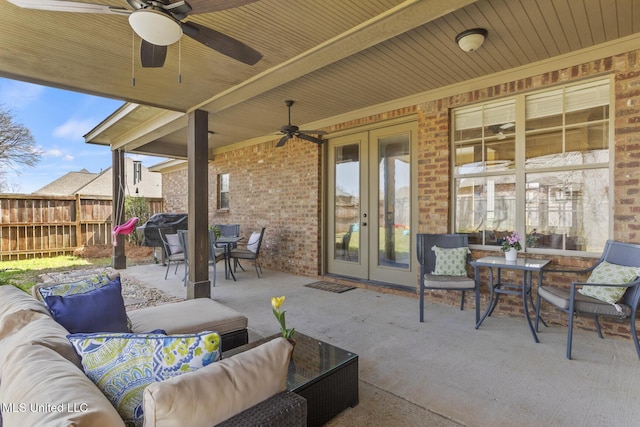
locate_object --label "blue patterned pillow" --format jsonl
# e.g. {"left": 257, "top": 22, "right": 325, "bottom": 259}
{"left": 37, "top": 273, "right": 112, "bottom": 305}
{"left": 67, "top": 331, "right": 221, "bottom": 427}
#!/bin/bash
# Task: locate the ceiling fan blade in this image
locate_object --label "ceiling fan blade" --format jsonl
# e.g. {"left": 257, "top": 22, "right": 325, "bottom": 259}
{"left": 297, "top": 133, "right": 324, "bottom": 145}
{"left": 276, "top": 134, "right": 291, "bottom": 147}
{"left": 6, "top": 0, "right": 129, "bottom": 14}
{"left": 298, "top": 130, "right": 327, "bottom": 135}
{"left": 181, "top": 21, "right": 262, "bottom": 65}
{"left": 140, "top": 40, "right": 167, "bottom": 68}
{"left": 185, "top": 0, "right": 259, "bottom": 15}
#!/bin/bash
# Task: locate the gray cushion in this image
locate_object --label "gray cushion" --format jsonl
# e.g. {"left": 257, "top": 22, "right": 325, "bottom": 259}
{"left": 127, "top": 298, "right": 248, "bottom": 336}
{"left": 165, "top": 233, "right": 183, "bottom": 254}
{"left": 424, "top": 274, "right": 475, "bottom": 290}
{"left": 538, "top": 285, "right": 631, "bottom": 318}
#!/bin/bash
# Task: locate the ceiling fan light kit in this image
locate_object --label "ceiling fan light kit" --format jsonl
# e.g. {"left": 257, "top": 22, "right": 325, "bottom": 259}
{"left": 9, "top": 0, "right": 263, "bottom": 68}
{"left": 128, "top": 9, "right": 182, "bottom": 46}
{"left": 455, "top": 28, "right": 488, "bottom": 52}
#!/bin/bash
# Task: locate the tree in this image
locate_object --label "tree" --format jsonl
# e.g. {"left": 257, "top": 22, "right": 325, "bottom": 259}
{"left": 0, "top": 106, "right": 41, "bottom": 192}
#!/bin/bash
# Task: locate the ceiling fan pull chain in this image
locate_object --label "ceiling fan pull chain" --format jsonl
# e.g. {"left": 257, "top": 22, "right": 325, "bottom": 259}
{"left": 178, "top": 38, "right": 182, "bottom": 84}
{"left": 131, "top": 31, "right": 136, "bottom": 87}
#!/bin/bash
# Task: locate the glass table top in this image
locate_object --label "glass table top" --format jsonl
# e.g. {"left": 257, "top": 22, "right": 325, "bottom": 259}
{"left": 470, "top": 255, "right": 550, "bottom": 271}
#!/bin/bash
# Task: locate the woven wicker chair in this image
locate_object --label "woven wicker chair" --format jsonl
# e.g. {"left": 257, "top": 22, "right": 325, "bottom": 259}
{"left": 217, "top": 391, "right": 307, "bottom": 426}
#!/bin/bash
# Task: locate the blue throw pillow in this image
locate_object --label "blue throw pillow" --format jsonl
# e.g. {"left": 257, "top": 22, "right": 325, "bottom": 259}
{"left": 45, "top": 277, "right": 129, "bottom": 334}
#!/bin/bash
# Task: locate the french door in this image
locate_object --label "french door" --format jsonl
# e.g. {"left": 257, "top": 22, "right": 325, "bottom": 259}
{"left": 327, "top": 122, "right": 417, "bottom": 286}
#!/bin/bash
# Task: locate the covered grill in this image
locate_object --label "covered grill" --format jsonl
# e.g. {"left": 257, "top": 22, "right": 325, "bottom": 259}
{"left": 136, "top": 213, "right": 188, "bottom": 263}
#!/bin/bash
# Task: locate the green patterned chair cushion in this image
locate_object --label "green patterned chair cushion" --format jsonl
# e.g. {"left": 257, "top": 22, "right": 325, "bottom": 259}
{"left": 67, "top": 331, "right": 221, "bottom": 427}
{"left": 579, "top": 261, "right": 639, "bottom": 305}
{"left": 37, "top": 273, "right": 113, "bottom": 305}
{"left": 432, "top": 246, "right": 468, "bottom": 276}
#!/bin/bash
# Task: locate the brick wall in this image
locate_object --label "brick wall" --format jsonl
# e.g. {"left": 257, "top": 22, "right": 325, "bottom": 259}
{"left": 414, "top": 49, "right": 640, "bottom": 338}
{"left": 162, "top": 137, "right": 322, "bottom": 276}
{"left": 161, "top": 48, "right": 640, "bottom": 340}
{"left": 162, "top": 168, "right": 188, "bottom": 214}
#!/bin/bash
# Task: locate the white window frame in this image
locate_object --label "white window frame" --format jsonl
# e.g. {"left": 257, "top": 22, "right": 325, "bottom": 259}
{"left": 218, "top": 173, "right": 230, "bottom": 210}
{"left": 451, "top": 77, "right": 613, "bottom": 255}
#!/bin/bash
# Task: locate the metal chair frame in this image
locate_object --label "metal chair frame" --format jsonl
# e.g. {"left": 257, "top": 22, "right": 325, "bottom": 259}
{"left": 158, "top": 227, "right": 185, "bottom": 280}
{"left": 416, "top": 233, "right": 479, "bottom": 323}
{"left": 230, "top": 227, "right": 265, "bottom": 278}
{"left": 535, "top": 240, "right": 640, "bottom": 360}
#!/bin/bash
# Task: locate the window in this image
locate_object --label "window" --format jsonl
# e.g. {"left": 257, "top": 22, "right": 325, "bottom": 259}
{"left": 218, "top": 173, "right": 229, "bottom": 210}
{"left": 452, "top": 79, "right": 611, "bottom": 253}
{"left": 133, "top": 161, "right": 142, "bottom": 184}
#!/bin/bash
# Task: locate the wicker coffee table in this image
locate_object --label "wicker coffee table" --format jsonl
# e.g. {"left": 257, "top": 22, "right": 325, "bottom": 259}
{"left": 223, "top": 333, "right": 359, "bottom": 427}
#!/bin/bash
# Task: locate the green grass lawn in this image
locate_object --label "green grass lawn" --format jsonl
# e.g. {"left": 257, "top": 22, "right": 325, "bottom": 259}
{"left": 0, "top": 256, "right": 111, "bottom": 293}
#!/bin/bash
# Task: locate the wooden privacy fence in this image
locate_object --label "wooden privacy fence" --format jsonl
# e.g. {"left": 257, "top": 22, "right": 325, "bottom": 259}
{"left": 0, "top": 194, "right": 163, "bottom": 260}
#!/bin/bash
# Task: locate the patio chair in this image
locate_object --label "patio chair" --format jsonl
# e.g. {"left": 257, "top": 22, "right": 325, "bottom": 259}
{"left": 177, "top": 230, "right": 189, "bottom": 286}
{"left": 209, "top": 229, "right": 228, "bottom": 286}
{"left": 336, "top": 224, "right": 355, "bottom": 261}
{"left": 178, "top": 230, "right": 226, "bottom": 286}
{"left": 158, "top": 227, "right": 185, "bottom": 280}
{"left": 416, "top": 233, "right": 478, "bottom": 323}
{"left": 230, "top": 227, "right": 265, "bottom": 278}
{"left": 535, "top": 240, "right": 640, "bottom": 360}
{"left": 214, "top": 224, "right": 241, "bottom": 240}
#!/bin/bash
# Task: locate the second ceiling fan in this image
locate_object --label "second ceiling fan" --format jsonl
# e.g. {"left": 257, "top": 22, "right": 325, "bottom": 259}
{"left": 277, "top": 100, "right": 326, "bottom": 147}
{"left": 7, "top": 0, "right": 263, "bottom": 68}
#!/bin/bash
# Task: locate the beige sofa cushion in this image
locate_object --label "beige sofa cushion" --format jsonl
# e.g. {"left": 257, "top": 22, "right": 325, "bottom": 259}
{"left": 0, "top": 286, "right": 81, "bottom": 370}
{"left": 0, "top": 284, "right": 49, "bottom": 318}
{"left": 0, "top": 344, "right": 126, "bottom": 427}
{"left": 143, "top": 337, "right": 292, "bottom": 427}
{"left": 128, "top": 298, "right": 248, "bottom": 336}
{"left": 0, "top": 311, "right": 82, "bottom": 371}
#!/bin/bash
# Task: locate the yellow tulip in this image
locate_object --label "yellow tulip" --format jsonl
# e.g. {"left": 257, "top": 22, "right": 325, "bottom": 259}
{"left": 271, "top": 296, "right": 285, "bottom": 311}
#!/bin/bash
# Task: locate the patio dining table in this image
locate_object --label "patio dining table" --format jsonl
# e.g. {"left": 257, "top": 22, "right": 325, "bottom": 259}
{"left": 470, "top": 256, "right": 550, "bottom": 342}
{"left": 216, "top": 236, "right": 243, "bottom": 281}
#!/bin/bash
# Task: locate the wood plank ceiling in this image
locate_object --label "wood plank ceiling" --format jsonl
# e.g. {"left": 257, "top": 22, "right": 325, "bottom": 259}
{"left": 1, "top": 0, "right": 639, "bottom": 158}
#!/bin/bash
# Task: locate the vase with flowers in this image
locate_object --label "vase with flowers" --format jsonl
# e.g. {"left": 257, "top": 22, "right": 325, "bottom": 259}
{"left": 271, "top": 296, "right": 295, "bottom": 347}
{"left": 499, "top": 231, "right": 522, "bottom": 261}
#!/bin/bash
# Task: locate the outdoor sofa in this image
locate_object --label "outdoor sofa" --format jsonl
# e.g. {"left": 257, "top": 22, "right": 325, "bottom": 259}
{"left": 0, "top": 274, "right": 307, "bottom": 426}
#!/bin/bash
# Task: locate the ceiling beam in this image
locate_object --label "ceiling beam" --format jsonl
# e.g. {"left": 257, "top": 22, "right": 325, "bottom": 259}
{"left": 109, "top": 110, "right": 187, "bottom": 151}
{"left": 193, "top": 0, "right": 476, "bottom": 114}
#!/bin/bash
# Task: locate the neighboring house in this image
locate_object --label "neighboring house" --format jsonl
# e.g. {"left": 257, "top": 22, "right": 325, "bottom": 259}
{"left": 33, "top": 157, "right": 161, "bottom": 198}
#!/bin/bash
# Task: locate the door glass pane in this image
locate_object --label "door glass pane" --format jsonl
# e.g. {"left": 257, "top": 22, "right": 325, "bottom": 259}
{"left": 334, "top": 144, "right": 360, "bottom": 262}
{"left": 378, "top": 135, "right": 410, "bottom": 269}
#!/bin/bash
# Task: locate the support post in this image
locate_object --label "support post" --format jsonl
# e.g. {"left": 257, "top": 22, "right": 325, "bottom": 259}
{"left": 112, "top": 149, "right": 126, "bottom": 269}
{"left": 186, "top": 109, "right": 211, "bottom": 299}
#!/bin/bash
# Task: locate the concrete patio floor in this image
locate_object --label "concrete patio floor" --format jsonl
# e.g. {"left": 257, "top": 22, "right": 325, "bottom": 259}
{"left": 121, "top": 262, "right": 640, "bottom": 427}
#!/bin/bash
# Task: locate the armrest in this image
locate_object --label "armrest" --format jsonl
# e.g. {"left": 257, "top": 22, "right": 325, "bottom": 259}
{"left": 216, "top": 391, "right": 307, "bottom": 427}
{"left": 545, "top": 266, "right": 595, "bottom": 275}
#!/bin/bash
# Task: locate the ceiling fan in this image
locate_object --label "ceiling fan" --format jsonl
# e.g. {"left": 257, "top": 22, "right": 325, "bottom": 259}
{"left": 277, "top": 100, "right": 326, "bottom": 147}
{"left": 7, "top": 0, "right": 263, "bottom": 68}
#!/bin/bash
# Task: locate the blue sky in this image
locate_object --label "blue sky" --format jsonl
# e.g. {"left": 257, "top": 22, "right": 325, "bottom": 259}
{"left": 0, "top": 78, "right": 162, "bottom": 194}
